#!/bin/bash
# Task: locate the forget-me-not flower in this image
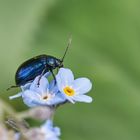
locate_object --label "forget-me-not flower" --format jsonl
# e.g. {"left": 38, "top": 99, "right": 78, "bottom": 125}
{"left": 9, "top": 74, "right": 65, "bottom": 108}
{"left": 15, "top": 120, "right": 61, "bottom": 140}
{"left": 41, "top": 120, "right": 61, "bottom": 140}
{"left": 21, "top": 76, "right": 66, "bottom": 107}
{"left": 56, "top": 68, "right": 93, "bottom": 104}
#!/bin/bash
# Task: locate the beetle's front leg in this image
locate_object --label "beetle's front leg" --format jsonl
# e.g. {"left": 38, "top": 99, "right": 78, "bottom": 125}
{"left": 50, "top": 69, "right": 56, "bottom": 84}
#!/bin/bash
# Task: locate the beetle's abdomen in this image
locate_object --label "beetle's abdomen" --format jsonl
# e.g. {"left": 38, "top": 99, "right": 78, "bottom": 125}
{"left": 15, "top": 56, "right": 48, "bottom": 86}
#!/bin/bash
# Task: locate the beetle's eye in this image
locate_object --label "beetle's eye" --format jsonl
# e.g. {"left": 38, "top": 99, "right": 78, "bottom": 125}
{"left": 48, "top": 58, "right": 55, "bottom": 66}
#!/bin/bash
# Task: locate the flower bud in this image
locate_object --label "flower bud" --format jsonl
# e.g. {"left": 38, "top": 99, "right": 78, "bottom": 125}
{"left": 28, "top": 106, "right": 55, "bottom": 121}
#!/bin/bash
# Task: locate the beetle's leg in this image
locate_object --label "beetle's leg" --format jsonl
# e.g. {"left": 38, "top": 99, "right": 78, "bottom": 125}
{"left": 50, "top": 69, "right": 56, "bottom": 83}
{"left": 7, "top": 85, "right": 19, "bottom": 91}
{"left": 37, "top": 68, "right": 47, "bottom": 86}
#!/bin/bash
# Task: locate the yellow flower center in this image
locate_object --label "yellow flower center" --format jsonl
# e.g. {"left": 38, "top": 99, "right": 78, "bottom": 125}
{"left": 63, "top": 86, "right": 75, "bottom": 96}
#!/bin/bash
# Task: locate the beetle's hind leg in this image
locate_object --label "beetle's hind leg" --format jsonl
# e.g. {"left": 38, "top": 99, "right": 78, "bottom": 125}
{"left": 37, "top": 68, "right": 47, "bottom": 86}
{"left": 7, "top": 85, "right": 19, "bottom": 91}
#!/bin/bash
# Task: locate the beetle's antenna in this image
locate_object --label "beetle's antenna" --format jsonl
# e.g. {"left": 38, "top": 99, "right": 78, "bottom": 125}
{"left": 61, "top": 35, "right": 72, "bottom": 62}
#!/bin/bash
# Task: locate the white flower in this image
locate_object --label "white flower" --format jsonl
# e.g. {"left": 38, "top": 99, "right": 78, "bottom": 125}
{"left": 20, "top": 120, "right": 61, "bottom": 140}
{"left": 41, "top": 120, "right": 61, "bottom": 140}
{"left": 21, "top": 76, "right": 66, "bottom": 107}
{"left": 56, "top": 68, "right": 93, "bottom": 103}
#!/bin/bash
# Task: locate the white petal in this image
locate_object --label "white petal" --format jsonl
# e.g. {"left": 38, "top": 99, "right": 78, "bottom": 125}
{"left": 30, "top": 76, "right": 40, "bottom": 91}
{"left": 49, "top": 80, "right": 58, "bottom": 94}
{"left": 54, "top": 127, "right": 61, "bottom": 136}
{"left": 9, "top": 92, "right": 22, "bottom": 100}
{"left": 14, "top": 133, "right": 20, "bottom": 140}
{"left": 73, "top": 78, "right": 92, "bottom": 94}
{"left": 68, "top": 98, "right": 75, "bottom": 104}
{"left": 56, "top": 68, "right": 74, "bottom": 94}
{"left": 49, "top": 80, "right": 55, "bottom": 90}
{"left": 41, "top": 120, "right": 61, "bottom": 140}
{"left": 61, "top": 94, "right": 75, "bottom": 104}
{"left": 21, "top": 83, "right": 31, "bottom": 91}
{"left": 56, "top": 68, "right": 74, "bottom": 87}
{"left": 44, "top": 72, "right": 51, "bottom": 78}
{"left": 38, "top": 76, "right": 49, "bottom": 93}
{"left": 73, "top": 95, "right": 93, "bottom": 103}
{"left": 30, "top": 76, "right": 49, "bottom": 93}
{"left": 42, "top": 119, "right": 53, "bottom": 130}
{"left": 50, "top": 92, "right": 67, "bottom": 105}
{"left": 22, "top": 90, "right": 41, "bottom": 107}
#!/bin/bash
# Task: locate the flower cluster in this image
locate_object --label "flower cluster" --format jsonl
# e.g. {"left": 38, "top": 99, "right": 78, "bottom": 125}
{"left": 10, "top": 68, "right": 92, "bottom": 106}
{"left": 21, "top": 120, "right": 60, "bottom": 140}
{"left": 9, "top": 68, "right": 93, "bottom": 140}
{"left": 4, "top": 119, "right": 60, "bottom": 140}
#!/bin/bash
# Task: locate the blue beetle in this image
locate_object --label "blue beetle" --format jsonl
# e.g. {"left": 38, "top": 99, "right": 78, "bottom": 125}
{"left": 15, "top": 55, "right": 63, "bottom": 86}
{"left": 7, "top": 37, "right": 71, "bottom": 90}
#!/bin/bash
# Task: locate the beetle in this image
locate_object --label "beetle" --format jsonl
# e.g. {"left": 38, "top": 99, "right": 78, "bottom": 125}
{"left": 7, "top": 37, "right": 72, "bottom": 90}
{"left": 15, "top": 55, "right": 63, "bottom": 86}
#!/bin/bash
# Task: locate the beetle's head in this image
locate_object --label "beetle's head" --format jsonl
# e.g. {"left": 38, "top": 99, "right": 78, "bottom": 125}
{"left": 47, "top": 57, "right": 63, "bottom": 69}
{"left": 56, "top": 59, "right": 63, "bottom": 68}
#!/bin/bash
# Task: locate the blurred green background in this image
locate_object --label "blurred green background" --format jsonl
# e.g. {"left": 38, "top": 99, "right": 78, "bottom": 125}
{"left": 0, "top": 0, "right": 140, "bottom": 139}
